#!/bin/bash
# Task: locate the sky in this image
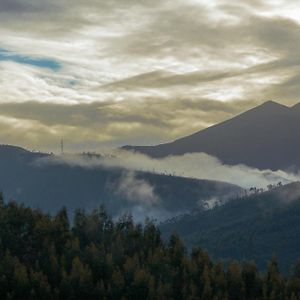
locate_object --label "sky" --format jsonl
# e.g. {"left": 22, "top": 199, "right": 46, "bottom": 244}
{"left": 1, "top": 0, "right": 300, "bottom": 152}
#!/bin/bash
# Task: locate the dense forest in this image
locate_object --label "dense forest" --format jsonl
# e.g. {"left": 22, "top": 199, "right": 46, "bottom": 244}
{"left": 0, "top": 195, "right": 300, "bottom": 299}
{"left": 161, "top": 182, "right": 300, "bottom": 274}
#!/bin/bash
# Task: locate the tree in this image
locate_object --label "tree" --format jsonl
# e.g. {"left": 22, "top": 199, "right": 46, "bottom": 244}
{"left": 242, "top": 261, "right": 262, "bottom": 299}
{"left": 227, "top": 261, "right": 245, "bottom": 300}
{"left": 265, "top": 257, "right": 284, "bottom": 300}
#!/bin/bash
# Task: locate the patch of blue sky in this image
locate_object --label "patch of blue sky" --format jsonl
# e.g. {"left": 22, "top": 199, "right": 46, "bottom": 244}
{"left": 68, "top": 79, "right": 78, "bottom": 86}
{"left": 0, "top": 48, "right": 61, "bottom": 71}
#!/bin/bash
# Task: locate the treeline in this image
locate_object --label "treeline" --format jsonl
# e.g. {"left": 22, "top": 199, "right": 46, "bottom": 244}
{"left": 0, "top": 198, "right": 300, "bottom": 299}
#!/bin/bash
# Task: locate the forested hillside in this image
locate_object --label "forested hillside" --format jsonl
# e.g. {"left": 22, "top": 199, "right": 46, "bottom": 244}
{"left": 0, "top": 197, "right": 300, "bottom": 299}
{"left": 0, "top": 145, "right": 241, "bottom": 220}
{"left": 161, "top": 182, "right": 300, "bottom": 274}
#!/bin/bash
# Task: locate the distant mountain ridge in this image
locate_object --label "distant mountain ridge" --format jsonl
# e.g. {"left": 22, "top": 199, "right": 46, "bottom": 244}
{"left": 124, "top": 101, "right": 300, "bottom": 171}
{"left": 0, "top": 145, "right": 241, "bottom": 220}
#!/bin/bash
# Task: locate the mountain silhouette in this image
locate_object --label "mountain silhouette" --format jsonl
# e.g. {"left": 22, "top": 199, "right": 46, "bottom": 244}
{"left": 0, "top": 145, "right": 241, "bottom": 220}
{"left": 124, "top": 101, "right": 300, "bottom": 171}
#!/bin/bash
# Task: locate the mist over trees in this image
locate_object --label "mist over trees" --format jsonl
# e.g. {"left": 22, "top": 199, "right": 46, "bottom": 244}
{"left": 0, "top": 145, "right": 242, "bottom": 222}
{"left": 161, "top": 182, "right": 300, "bottom": 275}
{"left": 0, "top": 197, "right": 300, "bottom": 299}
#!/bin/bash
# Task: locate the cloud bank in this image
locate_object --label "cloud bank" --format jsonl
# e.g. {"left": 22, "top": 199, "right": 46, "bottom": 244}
{"left": 42, "top": 150, "right": 300, "bottom": 189}
{"left": 1, "top": 0, "right": 300, "bottom": 150}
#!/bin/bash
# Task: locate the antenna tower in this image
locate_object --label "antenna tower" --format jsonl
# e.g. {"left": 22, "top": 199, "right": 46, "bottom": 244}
{"left": 61, "top": 139, "right": 64, "bottom": 154}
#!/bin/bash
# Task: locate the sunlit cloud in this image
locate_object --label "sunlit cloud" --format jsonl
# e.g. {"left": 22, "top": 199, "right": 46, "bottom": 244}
{"left": 0, "top": 0, "right": 300, "bottom": 150}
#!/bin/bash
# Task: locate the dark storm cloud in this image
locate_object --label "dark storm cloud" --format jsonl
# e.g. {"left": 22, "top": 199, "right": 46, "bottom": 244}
{"left": 0, "top": 0, "right": 58, "bottom": 14}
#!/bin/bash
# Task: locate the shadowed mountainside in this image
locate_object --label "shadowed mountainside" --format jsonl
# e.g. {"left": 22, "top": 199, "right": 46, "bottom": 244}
{"left": 124, "top": 101, "right": 300, "bottom": 171}
{"left": 0, "top": 145, "right": 241, "bottom": 220}
{"left": 161, "top": 182, "right": 300, "bottom": 273}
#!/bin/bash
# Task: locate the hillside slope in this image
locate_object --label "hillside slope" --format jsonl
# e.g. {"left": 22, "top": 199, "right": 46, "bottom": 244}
{"left": 161, "top": 182, "right": 300, "bottom": 273}
{"left": 0, "top": 145, "right": 241, "bottom": 220}
{"left": 124, "top": 101, "right": 300, "bottom": 171}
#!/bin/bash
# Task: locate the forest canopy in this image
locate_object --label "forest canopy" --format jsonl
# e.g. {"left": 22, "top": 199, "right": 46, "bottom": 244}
{"left": 0, "top": 195, "right": 299, "bottom": 300}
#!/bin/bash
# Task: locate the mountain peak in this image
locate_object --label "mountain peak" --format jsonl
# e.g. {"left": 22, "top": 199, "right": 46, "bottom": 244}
{"left": 124, "top": 99, "right": 300, "bottom": 170}
{"left": 258, "top": 100, "right": 287, "bottom": 109}
{"left": 247, "top": 100, "right": 288, "bottom": 115}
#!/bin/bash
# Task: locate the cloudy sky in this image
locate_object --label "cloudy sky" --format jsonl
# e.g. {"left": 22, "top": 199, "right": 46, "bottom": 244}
{"left": 1, "top": 0, "right": 300, "bottom": 152}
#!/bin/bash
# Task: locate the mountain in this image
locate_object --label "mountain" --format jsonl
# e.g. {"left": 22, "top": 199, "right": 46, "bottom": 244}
{"left": 0, "top": 145, "right": 241, "bottom": 220}
{"left": 124, "top": 101, "right": 300, "bottom": 171}
{"left": 160, "top": 182, "right": 300, "bottom": 273}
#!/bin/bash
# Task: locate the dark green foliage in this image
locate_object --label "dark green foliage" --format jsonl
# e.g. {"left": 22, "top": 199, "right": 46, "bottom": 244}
{"left": 0, "top": 201, "right": 299, "bottom": 299}
{"left": 161, "top": 182, "right": 300, "bottom": 274}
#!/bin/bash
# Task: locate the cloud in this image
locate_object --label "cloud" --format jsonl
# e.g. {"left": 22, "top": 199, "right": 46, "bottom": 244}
{"left": 0, "top": 99, "right": 254, "bottom": 151}
{"left": 1, "top": 0, "right": 300, "bottom": 149}
{"left": 107, "top": 170, "right": 163, "bottom": 222}
{"left": 0, "top": 0, "right": 56, "bottom": 14}
{"left": 39, "top": 150, "right": 300, "bottom": 189}
{"left": 112, "top": 171, "right": 159, "bottom": 205}
{"left": 36, "top": 149, "right": 300, "bottom": 219}
{"left": 101, "top": 151, "right": 300, "bottom": 189}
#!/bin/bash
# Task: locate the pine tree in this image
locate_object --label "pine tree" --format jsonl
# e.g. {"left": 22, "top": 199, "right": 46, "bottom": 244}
{"left": 242, "top": 261, "right": 262, "bottom": 300}
{"left": 227, "top": 261, "right": 246, "bottom": 300}
{"left": 265, "top": 257, "right": 285, "bottom": 300}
